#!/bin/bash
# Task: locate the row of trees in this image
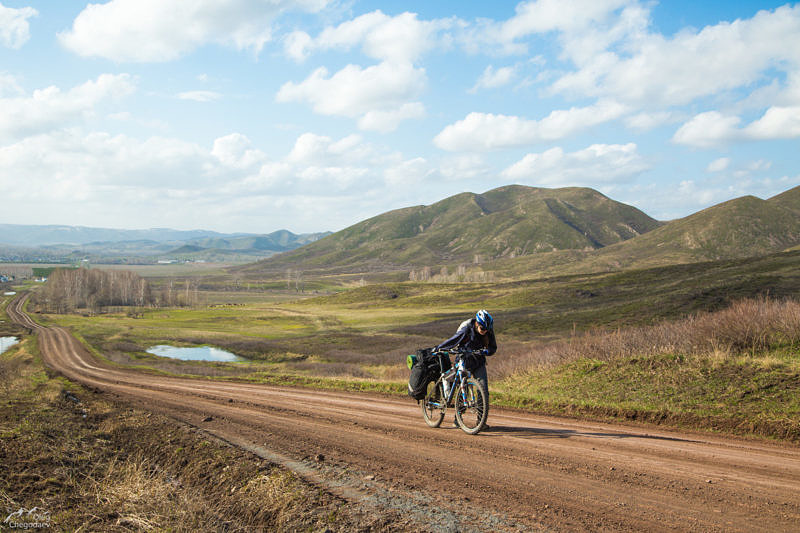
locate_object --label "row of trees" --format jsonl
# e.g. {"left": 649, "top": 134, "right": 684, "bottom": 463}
{"left": 408, "top": 265, "right": 495, "bottom": 283}
{"left": 32, "top": 268, "right": 155, "bottom": 313}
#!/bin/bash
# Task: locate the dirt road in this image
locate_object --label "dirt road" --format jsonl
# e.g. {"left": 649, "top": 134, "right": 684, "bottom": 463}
{"left": 9, "top": 294, "right": 800, "bottom": 532}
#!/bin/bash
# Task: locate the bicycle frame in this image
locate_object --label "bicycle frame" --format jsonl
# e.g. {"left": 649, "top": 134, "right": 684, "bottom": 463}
{"left": 426, "top": 350, "right": 473, "bottom": 411}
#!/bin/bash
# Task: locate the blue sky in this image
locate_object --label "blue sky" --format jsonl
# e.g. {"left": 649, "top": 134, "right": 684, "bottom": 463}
{"left": 0, "top": 1, "right": 798, "bottom": 234}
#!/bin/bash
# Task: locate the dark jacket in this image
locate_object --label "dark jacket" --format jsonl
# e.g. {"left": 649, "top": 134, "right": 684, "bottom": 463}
{"left": 436, "top": 318, "right": 497, "bottom": 370}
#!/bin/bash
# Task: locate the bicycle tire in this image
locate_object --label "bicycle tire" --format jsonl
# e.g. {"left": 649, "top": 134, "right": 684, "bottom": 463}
{"left": 422, "top": 379, "right": 445, "bottom": 428}
{"left": 455, "top": 378, "right": 487, "bottom": 435}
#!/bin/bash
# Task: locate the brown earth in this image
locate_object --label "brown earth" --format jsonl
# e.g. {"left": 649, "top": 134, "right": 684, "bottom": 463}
{"left": 9, "top": 294, "right": 800, "bottom": 532}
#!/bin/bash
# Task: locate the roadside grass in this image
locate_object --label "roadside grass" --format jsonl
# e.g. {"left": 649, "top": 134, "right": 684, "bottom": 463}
{"left": 492, "top": 298, "right": 800, "bottom": 440}
{"left": 494, "top": 347, "right": 800, "bottom": 440}
{"left": 0, "top": 337, "right": 403, "bottom": 531}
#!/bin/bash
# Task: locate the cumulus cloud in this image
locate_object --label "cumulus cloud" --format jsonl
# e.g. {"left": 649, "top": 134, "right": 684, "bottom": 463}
{"left": 672, "top": 111, "right": 741, "bottom": 148}
{"left": 0, "top": 129, "right": 400, "bottom": 224}
{"left": 211, "top": 133, "right": 265, "bottom": 168}
{"left": 706, "top": 157, "right": 730, "bottom": 173}
{"left": 0, "top": 72, "right": 23, "bottom": 96}
{"left": 0, "top": 3, "right": 37, "bottom": 49}
{"left": 744, "top": 106, "right": 800, "bottom": 140}
{"left": 434, "top": 100, "right": 628, "bottom": 151}
{"left": 177, "top": 90, "right": 222, "bottom": 102}
{"left": 284, "top": 10, "right": 450, "bottom": 63}
{"left": 469, "top": 65, "right": 516, "bottom": 93}
{"left": 673, "top": 106, "right": 800, "bottom": 147}
{"left": 461, "top": 0, "right": 635, "bottom": 56}
{"left": 0, "top": 74, "right": 135, "bottom": 141}
{"left": 276, "top": 62, "right": 426, "bottom": 131}
{"left": 550, "top": 4, "right": 800, "bottom": 107}
{"left": 624, "top": 111, "right": 680, "bottom": 131}
{"left": 501, "top": 143, "right": 649, "bottom": 185}
{"left": 59, "top": 0, "right": 331, "bottom": 62}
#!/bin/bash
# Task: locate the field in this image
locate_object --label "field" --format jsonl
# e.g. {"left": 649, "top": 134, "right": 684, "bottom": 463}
{"left": 21, "top": 249, "right": 800, "bottom": 440}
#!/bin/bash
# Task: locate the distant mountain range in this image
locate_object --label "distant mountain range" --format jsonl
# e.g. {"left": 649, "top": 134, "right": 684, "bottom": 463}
{"left": 0, "top": 225, "right": 330, "bottom": 263}
{"left": 0, "top": 225, "right": 236, "bottom": 246}
{"left": 238, "top": 184, "right": 800, "bottom": 277}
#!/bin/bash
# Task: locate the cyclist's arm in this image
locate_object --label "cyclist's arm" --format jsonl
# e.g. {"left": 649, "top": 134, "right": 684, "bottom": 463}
{"left": 436, "top": 325, "right": 469, "bottom": 351}
{"left": 486, "top": 329, "right": 497, "bottom": 356}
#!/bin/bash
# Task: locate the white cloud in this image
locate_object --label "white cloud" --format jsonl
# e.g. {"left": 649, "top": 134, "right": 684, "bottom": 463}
{"left": 501, "top": 143, "right": 649, "bottom": 185}
{"left": 502, "top": 0, "right": 630, "bottom": 37}
{"left": 550, "top": 4, "right": 800, "bottom": 107}
{"left": 383, "top": 157, "right": 431, "bottom": 186}
{"left": 672, "top": 111, "right": 741, "bottom": 148}
{"left": 59, "top": 0, "right": 331, "bottom": 62}
{"left": 285, "top": 10, "right": 450, "bottom": 63}
{"left": 0, "top": 3, "right": 37, "bottom": 49}
{"left": 211, "top": 133, "right": 265, "bottom": 168}
{"left": 358, "top": 102, "right": 425, "bottom": 133}
{"left": 284, "top": 30, "right": 313, "bottom": 61}
{"left": 706, "top": 157, "right": 730, "bottom": 173}
{"left": 276, "top": 62, "right": 426, "bottom": 131}
{"left": 0, "top": 74, "right": 135, "bottom": 141}
{"left": 434, "top": 100, "right": 628, "bottom": 151}
{"left": 744, "top": 106, "right": 800, "bottom": 140}
{"left": 673, "top": 106, "right": 800, "bottom": 147}
{"left": 0, "top": 129, "right": 392, "bottom": 220}
{"left": 0, "top": 72, "right": 23, "bottom": 96}
{"left": 462, "top": 0, "right": 638, "bottom": 58}
{"left": 469, "top": 65, "right": 516, "bottom": 93}
{"left": 177, "top": 90, "right": 222, "bottom": 102}
{"left": 624, "top": 111, "right": 680, "bottom": 131}
{"left": 437, "top": 154, "right": 490, "bottom": 181}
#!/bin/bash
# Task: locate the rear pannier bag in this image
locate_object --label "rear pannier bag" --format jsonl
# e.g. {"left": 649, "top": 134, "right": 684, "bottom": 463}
{"left": 407, "top": 348, "right": 451, "bottom": 400}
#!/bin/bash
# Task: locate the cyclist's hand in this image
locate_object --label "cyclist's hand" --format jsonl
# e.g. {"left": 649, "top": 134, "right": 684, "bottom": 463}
{"left": 480, "top": 348, "right": 489, "bottom": 356}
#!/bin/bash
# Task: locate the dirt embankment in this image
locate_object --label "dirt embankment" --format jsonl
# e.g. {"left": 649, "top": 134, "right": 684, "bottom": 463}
{"left": 8, "top": 294, "right": 800, "bottom": 532}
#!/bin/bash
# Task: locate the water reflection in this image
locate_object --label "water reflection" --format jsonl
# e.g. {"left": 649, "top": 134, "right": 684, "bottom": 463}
{"left": 146, "top": 345, "right": 246, "bottom": 362}
{"left": 0, "top": 336, "right": 18, "bottom": 354}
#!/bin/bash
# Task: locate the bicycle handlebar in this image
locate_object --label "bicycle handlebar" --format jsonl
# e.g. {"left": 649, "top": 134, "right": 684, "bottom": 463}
{"left": 433, "top": 347, "right": 484, "bottom": 355}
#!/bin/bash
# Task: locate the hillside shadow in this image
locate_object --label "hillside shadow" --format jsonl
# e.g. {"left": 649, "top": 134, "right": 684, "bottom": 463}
{"left": 482, "top": 425, "right": 698, "bottom": 443}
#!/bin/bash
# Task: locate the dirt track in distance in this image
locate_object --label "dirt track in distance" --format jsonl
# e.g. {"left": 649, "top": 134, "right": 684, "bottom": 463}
{"left": 9, "top": 294, "right": 800, "bottom": 532}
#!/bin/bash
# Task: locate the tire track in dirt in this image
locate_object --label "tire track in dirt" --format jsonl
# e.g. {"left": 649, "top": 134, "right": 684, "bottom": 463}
{"left": 9, "top": 294, "right": 800, "bottom": 532}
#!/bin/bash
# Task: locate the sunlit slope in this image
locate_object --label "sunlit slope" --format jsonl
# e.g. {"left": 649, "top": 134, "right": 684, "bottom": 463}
{"left": 580, "top": 186, "right": 800, "bottom": 270}
{"left": 239, "top": 185, "right": 662, "bottom": 273}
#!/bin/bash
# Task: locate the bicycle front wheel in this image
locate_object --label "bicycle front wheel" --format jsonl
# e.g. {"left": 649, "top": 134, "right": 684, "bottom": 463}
{"left": 422, "top": 379, "right": 445, "bottom": 428}
{"left": 455, "top": 378, "right": 487, "bottom": 435}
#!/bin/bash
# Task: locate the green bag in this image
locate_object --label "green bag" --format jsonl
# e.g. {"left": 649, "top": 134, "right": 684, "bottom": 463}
{"left": 406, "top": 353, "right": 418, "bottom": 369}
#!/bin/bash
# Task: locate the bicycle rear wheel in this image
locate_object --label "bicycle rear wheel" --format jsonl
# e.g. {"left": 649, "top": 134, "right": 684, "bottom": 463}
{"left": 422, "top": 380, "right": 445, "bottom": 428}
{"left": 455, "top": 378, "right": 487, "bottom": 435}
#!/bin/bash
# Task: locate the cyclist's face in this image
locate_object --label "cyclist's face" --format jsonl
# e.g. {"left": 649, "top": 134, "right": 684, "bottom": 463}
{"left": 475, "top": 323, "right": 487, "bottom": 335}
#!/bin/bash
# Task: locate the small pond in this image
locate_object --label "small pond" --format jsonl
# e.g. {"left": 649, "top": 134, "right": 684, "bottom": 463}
{"left": 146, "top": 345, "right": 246, "bottom": 362}
{"left": 0, "top": 336, "right": 19, "bottom": 355}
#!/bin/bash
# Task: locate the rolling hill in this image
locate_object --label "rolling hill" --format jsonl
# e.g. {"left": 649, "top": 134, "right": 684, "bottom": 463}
{"left": 237, "top": 185, "right": 662, "bottom": 274}
{"left": 579, "top": 186, "right": 800, "bottom": 271}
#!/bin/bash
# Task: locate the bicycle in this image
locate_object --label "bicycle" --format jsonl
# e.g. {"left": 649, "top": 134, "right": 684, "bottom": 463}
{"left": 421, "top": 349, "right": 488, "bottom": 435}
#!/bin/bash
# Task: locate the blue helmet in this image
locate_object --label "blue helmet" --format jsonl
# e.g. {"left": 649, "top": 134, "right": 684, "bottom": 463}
{"left": 475, "top": 309, "right": 493, "bottom": 330}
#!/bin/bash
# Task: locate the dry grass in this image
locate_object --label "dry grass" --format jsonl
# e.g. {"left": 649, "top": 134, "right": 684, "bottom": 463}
{"left": 0, "top": 337, "right": 388, "bottom": 532}
{"left": 491, "top": 298, "right": 800, "bottom": 380}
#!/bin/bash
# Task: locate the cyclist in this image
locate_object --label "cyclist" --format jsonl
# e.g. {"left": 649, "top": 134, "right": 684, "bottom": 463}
{"left": 435, "top": 309, "right": 496, "bottom": 423}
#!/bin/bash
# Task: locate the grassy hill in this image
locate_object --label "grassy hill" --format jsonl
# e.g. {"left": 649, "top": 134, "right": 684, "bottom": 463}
{"left": 454, "top": 185, "right": 800, "bottom": 281}
{"left": 238, "top": 185, "right": 661, "bottom": 274}
{"left": 559, "top": 186, "right": 800, "bottom": 272}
